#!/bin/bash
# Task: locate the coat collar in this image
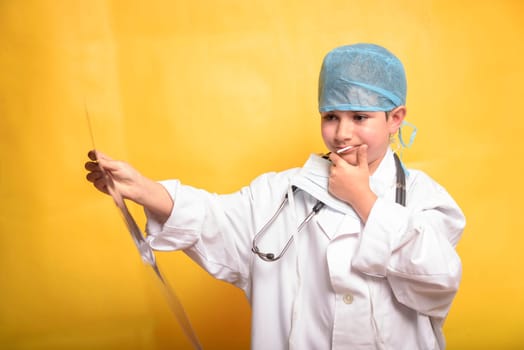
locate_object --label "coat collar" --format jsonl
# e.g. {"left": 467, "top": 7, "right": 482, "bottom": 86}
{"left": 291, "top": 148, "right": 397, "bottom": 209}
{"left": 290, "top": 149, "right": 397, "bottom": 239}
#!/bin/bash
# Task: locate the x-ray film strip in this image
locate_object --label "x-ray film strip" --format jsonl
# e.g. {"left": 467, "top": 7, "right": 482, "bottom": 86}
{"left": 86, "top": 104, "right": 203, "bottom": 349}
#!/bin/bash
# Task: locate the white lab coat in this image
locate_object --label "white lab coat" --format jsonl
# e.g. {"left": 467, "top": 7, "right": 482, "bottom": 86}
{"left": 145, "top": 149, "right": 465, "bottom": 350}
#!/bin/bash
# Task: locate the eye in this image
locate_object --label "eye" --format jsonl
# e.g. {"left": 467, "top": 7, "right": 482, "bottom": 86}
{"left": 353, "top": 114, "right": 369, "bottom": 122}
{"left": 322, "top": 113, "right": 338, "bottom": 122}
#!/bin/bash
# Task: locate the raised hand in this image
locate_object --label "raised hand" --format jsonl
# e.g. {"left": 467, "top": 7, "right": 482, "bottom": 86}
{"left": 84, "top": 150, "right": 174, "bottom": 223}
{"left": 328, "top": 145, "right": 377, "bottom": 222}
{"left": 84, "top": 150, "right": 147, "bottom": 202}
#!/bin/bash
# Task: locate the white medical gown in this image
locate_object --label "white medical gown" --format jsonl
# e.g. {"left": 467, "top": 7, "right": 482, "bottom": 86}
{"left": 145, "top": 149, "right": 465, "bottom": 350}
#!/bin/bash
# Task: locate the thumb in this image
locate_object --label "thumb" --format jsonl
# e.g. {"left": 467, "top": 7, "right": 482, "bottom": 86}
{"left": 328, "top": 151, "right": 342, "bottom": 166}
{"left": 357, "top": 144, "right": 368, "bottom": 169}
{"left": 94, "top": 151, "right": 119, "bottom": 173}
{"left": 93, "top": 150, "right": 113, "bottom": 162}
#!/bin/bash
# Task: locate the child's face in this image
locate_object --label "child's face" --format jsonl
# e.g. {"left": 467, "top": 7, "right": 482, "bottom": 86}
{"left": 320, "top": 108, "right": 405, "bottom": 174}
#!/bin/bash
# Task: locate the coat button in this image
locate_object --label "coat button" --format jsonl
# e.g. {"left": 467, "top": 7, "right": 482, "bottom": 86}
{"left": 343, "top": 294, "right": 353, "bottom": 304}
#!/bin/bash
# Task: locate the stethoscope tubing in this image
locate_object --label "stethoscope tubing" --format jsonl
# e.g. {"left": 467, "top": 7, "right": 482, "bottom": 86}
{"left": 252, "top": 152, "right": 406, "bottom": 262}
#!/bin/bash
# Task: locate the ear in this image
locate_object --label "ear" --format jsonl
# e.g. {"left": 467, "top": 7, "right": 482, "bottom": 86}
{"left": 387, "top": 106, "right": 406, "bottom": 134}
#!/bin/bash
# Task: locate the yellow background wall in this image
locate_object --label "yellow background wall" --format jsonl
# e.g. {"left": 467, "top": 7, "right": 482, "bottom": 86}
{"left": 1, "top": 0, "right": 523, "bottom": 349}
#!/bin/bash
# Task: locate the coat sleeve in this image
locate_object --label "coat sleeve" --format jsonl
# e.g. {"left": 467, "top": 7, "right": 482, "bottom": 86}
{"left": 351, "top": 171, "right": 466, "bottom": 319}
{"left": 143, "top": 171, "right": 295, "bottom": 291}
{"left": 143, "top": 179, "right": 256, "bottom": 290}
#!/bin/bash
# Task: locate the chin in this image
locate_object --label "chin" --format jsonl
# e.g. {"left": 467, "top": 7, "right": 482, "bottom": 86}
{"left": 341, "top": 154, "right": 358, "bottom": 166}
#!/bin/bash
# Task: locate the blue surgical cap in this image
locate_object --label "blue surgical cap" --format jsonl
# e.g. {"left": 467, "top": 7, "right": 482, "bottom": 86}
{"left": 318, "top": 43, "right": 407, "bottom": 112}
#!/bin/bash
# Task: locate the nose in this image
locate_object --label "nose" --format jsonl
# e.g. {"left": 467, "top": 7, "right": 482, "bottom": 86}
{"left": 335, "top": 118, "right": 353, "bottom": 143}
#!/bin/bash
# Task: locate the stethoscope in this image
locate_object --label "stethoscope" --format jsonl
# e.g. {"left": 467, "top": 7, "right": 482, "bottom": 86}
{"left": 251, "top": 153, "right": 406, "bottom": 262}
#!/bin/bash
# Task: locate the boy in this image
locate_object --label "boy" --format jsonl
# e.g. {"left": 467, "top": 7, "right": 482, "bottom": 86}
{"left": 86, "top": 43, "right": 465, "bottom": 349}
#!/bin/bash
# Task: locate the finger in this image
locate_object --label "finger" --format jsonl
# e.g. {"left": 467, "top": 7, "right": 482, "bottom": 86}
{"left": 357, "top": 144, "right": 368, "bottom": 168}
{"left": 88, "top": 150, "right": 98, "bottom": 161}
{"left": 86, "top": 170, "right": 105, "bottom": 183}
{"left": 93, "top": 177, "right": 109, "bottom": 194}
{"left": 85, "top": 161, "right": 100, "bottom": 171}
{"left": 328, "top": 151, "right": 343, "bottom": 166}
